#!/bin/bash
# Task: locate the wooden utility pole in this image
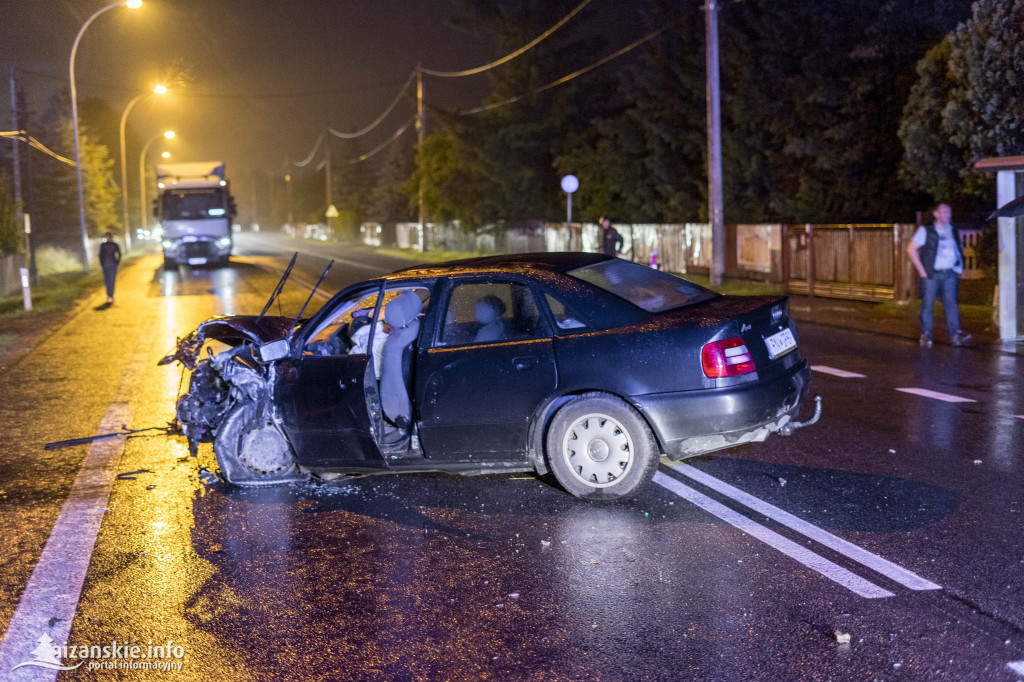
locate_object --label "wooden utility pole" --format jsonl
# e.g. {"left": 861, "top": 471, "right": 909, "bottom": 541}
{"left": 706, "top": 0, "right": 725, "bottom": 285}
{"left": 416, "top": 66, "right": 427, "bottom": 251}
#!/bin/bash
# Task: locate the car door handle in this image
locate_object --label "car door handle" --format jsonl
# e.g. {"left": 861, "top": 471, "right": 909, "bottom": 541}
{"left": 514, "top": 356, "right": 537, "bottom": 371}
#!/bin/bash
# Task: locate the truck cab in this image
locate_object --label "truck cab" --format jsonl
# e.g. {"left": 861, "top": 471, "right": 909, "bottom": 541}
{"left": 156, "top": 162, "right": 237, "bottom": 268}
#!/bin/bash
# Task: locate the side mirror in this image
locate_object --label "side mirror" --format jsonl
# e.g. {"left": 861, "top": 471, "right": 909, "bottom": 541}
{"left": 257, "top": 339, "right": 289, "bottom": 363}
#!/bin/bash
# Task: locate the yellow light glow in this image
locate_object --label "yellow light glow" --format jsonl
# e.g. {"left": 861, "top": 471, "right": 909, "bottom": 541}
{"left": 163, "top": 131, "right": 175, "bottom": 139}
{"left": 125, "top": 0, "right": 142, "bottom": 8}
{"left": 161, "top": 151, "right": 171, "bottom": 158}
{"left": 153, "top": 84, "right": 167, "bottom": 95}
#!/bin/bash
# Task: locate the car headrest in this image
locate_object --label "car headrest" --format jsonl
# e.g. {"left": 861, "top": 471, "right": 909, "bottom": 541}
{"left": 474, "top": 295, "right": 506, "bottom": 324}
{"left": 385, "top": 291, "right": 422, "bottom": 329}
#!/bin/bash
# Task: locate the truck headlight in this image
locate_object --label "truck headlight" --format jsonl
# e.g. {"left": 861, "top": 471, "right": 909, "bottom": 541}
{"left": 161, "top": 240, "right": 173, "bottom": 249}
{"left": 217, "top": 237, "right": 231, "bottom": 247}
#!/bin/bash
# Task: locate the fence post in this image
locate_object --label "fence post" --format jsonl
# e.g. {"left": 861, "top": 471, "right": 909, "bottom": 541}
{"left": 848, "top": 224, "right": 856, "bottom": 288}
{"left": 807, "top": 224, "right": 815, "bottom": 297}
{"left": 780, "top": 224, "right": 791, "bottom": 286}
{"left": 893, "top": 224, "right": 904, "bottom": 303}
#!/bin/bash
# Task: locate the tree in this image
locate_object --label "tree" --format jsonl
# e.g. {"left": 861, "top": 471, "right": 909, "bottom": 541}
{"left": 900, "top": 0, "right": 1023, "bottom": 203}
{"left": 366, "top": 134, "right": 415, "bottom": 243}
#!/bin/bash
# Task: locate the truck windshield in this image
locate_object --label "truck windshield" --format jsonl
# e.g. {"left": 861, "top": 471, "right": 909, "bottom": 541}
{"left": 568, "top": 259, "right": 718, "bottom": 313}
{"left": 162, "top": 188, "right": 226, "bottom": 220}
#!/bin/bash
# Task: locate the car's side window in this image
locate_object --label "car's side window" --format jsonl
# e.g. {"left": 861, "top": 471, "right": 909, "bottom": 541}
{"left": 544, "top": 292, "right": 589, "bottom": 331}
{"left": 440, "top": 281, "right": 547, "bottom": 346}
{"left": 304, "top": 290, "right": 380, "bottom": 356}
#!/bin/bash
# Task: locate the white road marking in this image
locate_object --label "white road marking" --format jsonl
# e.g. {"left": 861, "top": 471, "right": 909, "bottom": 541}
{"left": 1008, "top": 661, "right": 1024, "bottom": 677}
{"left": 669, "top": 464, "right": 941, "bottom": 592}
{"left": 811, "top": 365, "right": 865, "bottom": 378}
{"left": 0, "top": 331, "right": 151, "bottom": 679}
{"left": 653, "top": 472, "right": 894, "bottom": 599}
{"left": 1016, "top": 415, "right": 1024, "bottom": 421}
{"left": 895, "top": 387, "right": 976, "bottom": 403}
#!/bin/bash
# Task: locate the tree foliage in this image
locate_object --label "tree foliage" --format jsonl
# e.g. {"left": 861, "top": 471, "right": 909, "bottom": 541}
{"left": 900, "top": 0, "right": 1024, "bottom": 203}
{"left": 0, "top": 174, "right": 21, "bottom": 255}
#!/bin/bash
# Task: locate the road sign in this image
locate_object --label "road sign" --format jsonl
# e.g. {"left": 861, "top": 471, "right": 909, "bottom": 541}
{"left": 325, "top": 204, "right": 339, "bottom": 218}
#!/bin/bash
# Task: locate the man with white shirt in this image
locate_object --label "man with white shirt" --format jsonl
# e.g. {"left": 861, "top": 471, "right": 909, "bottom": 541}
{"left": 907, "top": 203, "right": 972, "bottom": 347}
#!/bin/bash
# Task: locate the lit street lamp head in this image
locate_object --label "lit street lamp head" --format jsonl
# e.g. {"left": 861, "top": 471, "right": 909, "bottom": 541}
{"left": 164, "top": 131, "right": 175, "bottom": 139}
{"left": 153, "top": 84, "right": 167, "bottom": 95}
{"left": 125, "top": 0, "right": 142, "bottom": 9}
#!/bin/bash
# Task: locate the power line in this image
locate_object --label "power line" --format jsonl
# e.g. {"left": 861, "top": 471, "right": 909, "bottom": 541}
{"left": 328, "top": 71, "right": 416, "bottom": 139}
{"left": 291, "top": 131, "right": 325, "bottom": 168}
{"left": 419, "top": 0, "right": 593, "bottom": 78}
{"left": 460, "top": 28, "right": 663, "bottom": 115}
{"left": 1, "top": 130, "right": 76, "bottom": 167}
{"left": 338, "top": 118, "right": 415, "bottom": 166}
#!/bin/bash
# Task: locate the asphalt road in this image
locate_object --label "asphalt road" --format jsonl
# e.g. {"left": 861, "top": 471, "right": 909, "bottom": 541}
{"left": 0, "top": 233, "right": 1021, "bottom": 681}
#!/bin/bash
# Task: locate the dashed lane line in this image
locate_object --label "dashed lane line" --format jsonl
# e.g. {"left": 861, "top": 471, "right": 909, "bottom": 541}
{"left": 668, "top": 463, "right": 941, "bottom": 592}
{"left": 653, "top": 472, "right": 895, "bottom": 599}
{"left": 810, "top": 365, "right": 866, "bottom": 378}
{"left": 0, "top": 328, "right": 151, "bottom": 679}
{"left": 895, "top": 387, "right": 977, "bottom": 403}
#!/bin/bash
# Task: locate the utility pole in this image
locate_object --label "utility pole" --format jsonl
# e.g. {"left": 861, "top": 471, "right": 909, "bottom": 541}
{"left": 706, "top": 0, "right": 725, "bottom": 285}
{"left": 416, "top": 65, "right": 426, "bottom": 251}
{"left": 324, "top": 142, "right": 333, "bottom": 235}
{"left": 9, "top": 68, "right": 34, "bottom": 282}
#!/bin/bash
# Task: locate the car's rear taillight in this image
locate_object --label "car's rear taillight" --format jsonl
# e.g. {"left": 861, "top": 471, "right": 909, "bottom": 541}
{"left": 701, "top": 337, "right": 756, "bottom": 378}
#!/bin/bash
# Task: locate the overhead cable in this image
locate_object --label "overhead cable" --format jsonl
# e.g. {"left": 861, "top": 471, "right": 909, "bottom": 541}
{"left": 420, "top": 0, "right": 593, "bottom": 77}
{"left": 1, "top": 130, "right": 77, "bottom": 166}
{"left": 291, "top": 131, "right": 325, "bottom": 168}
{"left": 328, "top": 72, "right": 417, "bottom": 139}
{"left": 460, "top": 28, "right": 664, "bottom": 115}
{"left": 339, "top": 118, "right": 415, "bottom": 166}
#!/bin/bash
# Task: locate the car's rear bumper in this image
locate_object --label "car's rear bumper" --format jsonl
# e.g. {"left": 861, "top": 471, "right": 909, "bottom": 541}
{"left": 630, "top": 361, "right": 811, "bottom": 460}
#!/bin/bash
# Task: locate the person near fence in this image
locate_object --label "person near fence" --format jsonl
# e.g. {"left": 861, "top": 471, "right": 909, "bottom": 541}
{"left": 906, "top": 203, "right": 971, "bottom": 347}
{"left": 98, "top": 231, "right": 121, "bottom": 305}
{"left": 600, "top": 218, "right": 623, "bottom": 257}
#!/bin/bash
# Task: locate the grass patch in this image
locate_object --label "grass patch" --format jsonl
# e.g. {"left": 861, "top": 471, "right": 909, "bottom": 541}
{"left": 0, "top": 268, "right": 104, "bottom": 318}
{"left": 0, "top": 332, "right": 15, "bottom": 355}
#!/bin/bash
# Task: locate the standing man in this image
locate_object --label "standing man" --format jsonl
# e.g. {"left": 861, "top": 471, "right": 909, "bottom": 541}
{"left": 907, "top": 203, "right": 971, "bottom": 347}
{"left": 600, "top": 217, "right": 623, "bottom": 257}
{"left": 99, "top": 231, "right": 121, "bottom": 305}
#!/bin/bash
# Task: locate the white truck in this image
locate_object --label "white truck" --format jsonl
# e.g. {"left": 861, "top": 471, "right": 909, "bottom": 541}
{"left": 156, "top": 161, "right": 236, "bottom": 268}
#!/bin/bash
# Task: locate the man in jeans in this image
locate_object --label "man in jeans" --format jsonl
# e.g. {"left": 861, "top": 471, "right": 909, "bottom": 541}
{"left": 906, "top": 203, "right": 972, "bottom": 347}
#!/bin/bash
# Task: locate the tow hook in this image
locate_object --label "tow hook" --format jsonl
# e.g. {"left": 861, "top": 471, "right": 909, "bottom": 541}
{"left": 780, "top": 395, "right": 822, "bottom": 436}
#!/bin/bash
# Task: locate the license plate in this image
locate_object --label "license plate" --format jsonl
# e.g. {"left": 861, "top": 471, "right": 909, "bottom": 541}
{"left": 764, "top": 328, "right": 797, "bottom": 359}
{"left": 187, "top": 258, "right": 208, "bottom": 265}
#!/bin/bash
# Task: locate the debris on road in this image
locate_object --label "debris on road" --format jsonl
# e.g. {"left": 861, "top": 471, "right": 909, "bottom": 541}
{"left": 834, "top": 631, "right": 851, "bottom": 645}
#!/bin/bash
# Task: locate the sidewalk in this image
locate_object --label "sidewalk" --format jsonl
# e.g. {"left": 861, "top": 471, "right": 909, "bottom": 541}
{"left": 786, "top": 294, "right": 1019, "bottom": 353}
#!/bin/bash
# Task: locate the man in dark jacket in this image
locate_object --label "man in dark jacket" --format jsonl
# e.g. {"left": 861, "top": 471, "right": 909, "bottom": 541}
{"left": 99, "top": 231, "right": 121, "bottom": 304}
{"left": 600, "top": 218, "right": 623, "bottom": 257}
{"left": 906, "top": 203, "right": 971, "bottom": 347}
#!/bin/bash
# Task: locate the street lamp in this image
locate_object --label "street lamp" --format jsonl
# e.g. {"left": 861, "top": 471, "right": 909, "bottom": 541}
{"left": 119, "top": 84, "right": 166, "bottom": 254}
{"left": 69, "top": 0, "right": 142, "bottom": 273}
{"left": 140, "top": 131, "right": 174, "bottom": 237}
{"left": 161, "top": 151, "right": 171, "bottom": 158}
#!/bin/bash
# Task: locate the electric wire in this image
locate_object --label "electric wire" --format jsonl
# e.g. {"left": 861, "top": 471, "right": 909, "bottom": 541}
{"left": 328, "top": 71, "right": 417, "bottom": 139}
{"left": 291, "top": 130, "right": 325, "bottom": 168}
{"left": 1, "top": 130, "right": 77, "bottom": 166}
{"left": 338, "top": 117, "right": 415, "bottom": 166}
{"left": 419, "top": 0, "right": 593, "bottom": 77}
{"left": 460, "top": 28, "right": 663, "bottom": 115}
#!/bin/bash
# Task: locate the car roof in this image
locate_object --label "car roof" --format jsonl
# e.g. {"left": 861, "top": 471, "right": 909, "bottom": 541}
{"left": 386, "top": 251, "right": 614, "bottom": 280}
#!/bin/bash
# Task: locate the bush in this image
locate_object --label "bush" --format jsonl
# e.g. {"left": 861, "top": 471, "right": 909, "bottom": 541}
{"left": 35, "top": 246, "right": 82, "bottom": 276}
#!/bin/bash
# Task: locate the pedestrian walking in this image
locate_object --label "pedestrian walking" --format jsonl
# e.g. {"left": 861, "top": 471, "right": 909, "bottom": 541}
{"left": 99, "top": 231, "right": 121, "bottom": 305}
{"left": 906, "top": 203, "right": 972, "bottom": 347}
{"left": 600, "top": 217, "right": 623, "bottom": 257}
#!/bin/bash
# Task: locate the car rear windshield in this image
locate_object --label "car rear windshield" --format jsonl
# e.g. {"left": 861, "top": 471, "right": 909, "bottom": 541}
{"left": 568, "top": 259, "right": 718, "bottom": 313}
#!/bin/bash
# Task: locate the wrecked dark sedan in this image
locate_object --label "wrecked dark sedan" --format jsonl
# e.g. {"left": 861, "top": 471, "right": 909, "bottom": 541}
{"left": 161, "top": 253, "right": 819, "bottom": 500}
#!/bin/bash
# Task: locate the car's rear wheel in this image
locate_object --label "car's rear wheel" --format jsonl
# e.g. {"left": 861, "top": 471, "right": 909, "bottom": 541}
{"left": 213, "top": 402, "right": 306, "bottom": 486}
{"left": 545, "top": 393, "right": 658, "bottom": 500}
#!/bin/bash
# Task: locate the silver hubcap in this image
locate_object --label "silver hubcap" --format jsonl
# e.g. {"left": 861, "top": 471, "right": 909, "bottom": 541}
{"left": 562, "top": 412, "right": 634, "bottom": 488}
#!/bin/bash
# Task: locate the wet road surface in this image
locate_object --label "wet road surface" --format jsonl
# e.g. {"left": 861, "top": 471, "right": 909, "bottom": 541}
{"left": 0, "top": 234, "right": 1022, "bottom": 681}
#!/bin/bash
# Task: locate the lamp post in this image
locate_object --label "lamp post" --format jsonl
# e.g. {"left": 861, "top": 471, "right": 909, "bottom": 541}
{"left": 119, "top": 83, "right": 165, "bottom": 254}
{"left": 70, "top": 0, "right": 142, "bottom": 273}
{"left": 139, "top": 130, "right": 174, "bottom": 237}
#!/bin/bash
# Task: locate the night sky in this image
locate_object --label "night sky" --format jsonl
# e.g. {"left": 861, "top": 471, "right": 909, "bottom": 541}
{"left": 2, "top": 0, "right": 650, "bottom": 215}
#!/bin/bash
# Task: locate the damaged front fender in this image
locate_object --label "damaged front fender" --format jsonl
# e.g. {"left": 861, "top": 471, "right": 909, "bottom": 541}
{"left": 158, "top": 315, "right": 293, "bottom": 370}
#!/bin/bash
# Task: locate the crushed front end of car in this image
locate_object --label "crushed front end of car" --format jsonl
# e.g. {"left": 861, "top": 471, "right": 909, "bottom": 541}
{"left": 159, "top": 315, "right": 307, "bottom": 486}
